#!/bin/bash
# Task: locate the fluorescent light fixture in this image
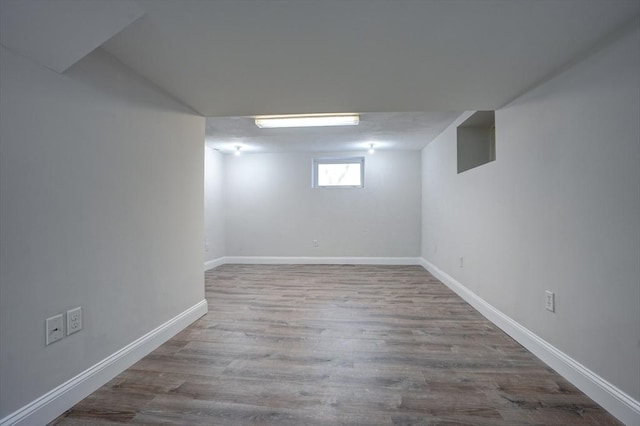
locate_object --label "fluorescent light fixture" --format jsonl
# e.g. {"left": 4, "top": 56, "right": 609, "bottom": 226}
{"left": 255, "top": 113, "right": 359, "bottom": 128}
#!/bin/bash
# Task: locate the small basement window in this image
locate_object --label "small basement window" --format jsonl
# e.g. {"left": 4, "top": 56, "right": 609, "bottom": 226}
{"left": 457, "top": 110, "right": 496, "bottom": 173}
{"left": 313, "top": 157, "right": 364, "bottom": 188}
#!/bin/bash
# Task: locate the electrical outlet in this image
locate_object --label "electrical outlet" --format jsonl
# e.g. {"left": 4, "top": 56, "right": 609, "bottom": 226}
{"left": 67, "top": 307, "right": 82, "bottom": 335}
{"left": 313, "top": 239, "right": 318, "bottom": 247}
{"left": 459, "top": 256, "right": 464, "bottom": 268}
{"left": 46, "top": 314, "right": 64, "bottom": 345}
{"left": 545, "top": 291, "right": 555, "bottom": 312}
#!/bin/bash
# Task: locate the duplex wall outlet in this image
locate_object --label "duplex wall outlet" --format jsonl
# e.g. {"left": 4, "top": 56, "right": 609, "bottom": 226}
{"left": 545, "top": 291, "right": 555, "bottom": 312}
{"left": 313, "top": 239, "right": 319, "bottom": 247}
{"left": 67, "top": 307, "right": 82, "bottom": 335}
{"left": 46, "top": 314, "right": 64, "bottom": 345}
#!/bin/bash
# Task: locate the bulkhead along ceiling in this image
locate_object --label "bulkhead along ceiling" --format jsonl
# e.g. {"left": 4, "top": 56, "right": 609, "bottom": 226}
{"left": 101, "top": 0, "right": 640, "bottom": 117}
{"left": 2, "top": 0, "right": 639, "bottom": 152}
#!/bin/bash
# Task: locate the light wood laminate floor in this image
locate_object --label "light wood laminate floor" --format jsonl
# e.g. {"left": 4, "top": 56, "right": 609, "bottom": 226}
{"left": 52, "top": 264, "right": 620, "bottom": 425}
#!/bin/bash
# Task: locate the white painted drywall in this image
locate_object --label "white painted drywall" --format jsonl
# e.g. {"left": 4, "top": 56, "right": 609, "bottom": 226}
{"left": 204, "top": 147, "right": 226, "bottom": 263}
{"left": 0, "top": 46, "right": 205, "bottom": 417}
{"left": 225, "top": 151, "right": 421, "bottom": 257}
{"left": 421, "top": 23, "right": 640, "bottom": 400}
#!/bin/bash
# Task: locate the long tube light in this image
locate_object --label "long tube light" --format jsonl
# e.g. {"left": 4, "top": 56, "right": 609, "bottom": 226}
{"left": 255, "top": 113, "right": 359, "bottom": 128}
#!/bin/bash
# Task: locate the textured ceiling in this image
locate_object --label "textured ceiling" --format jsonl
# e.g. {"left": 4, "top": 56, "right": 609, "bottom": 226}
{"left": 205, "top": 111, "right": 461, "bottom": 154}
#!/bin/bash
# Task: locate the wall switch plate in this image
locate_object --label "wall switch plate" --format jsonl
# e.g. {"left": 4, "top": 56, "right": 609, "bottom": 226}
{"left": 67, "top": 307, "right": 82, "bottom": 335}
{"left": 46, "top": 314, "right": 64, "bottom": 345}
{"left": 545, "top": 290, "right": 555, "bottom": 312}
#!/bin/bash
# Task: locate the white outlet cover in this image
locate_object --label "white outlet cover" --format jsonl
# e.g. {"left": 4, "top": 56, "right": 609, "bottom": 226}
{"left": 46, "top": 314, "right": 64, "bottom": 345}
{"left": 66, "top": 306, "right": 82, "bottom": 335}
{"left": 545, "top": 290, "right": 555, "bottom": 312}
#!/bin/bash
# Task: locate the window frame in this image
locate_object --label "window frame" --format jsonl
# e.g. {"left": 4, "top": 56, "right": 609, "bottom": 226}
{"left": 312, "top": 156, "right": 365, "bottom": 189}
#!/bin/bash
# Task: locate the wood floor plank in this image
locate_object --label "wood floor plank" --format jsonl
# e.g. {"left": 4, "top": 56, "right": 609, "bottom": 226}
{"left": 51, "top": 264, "right": 621, "bottom": 425}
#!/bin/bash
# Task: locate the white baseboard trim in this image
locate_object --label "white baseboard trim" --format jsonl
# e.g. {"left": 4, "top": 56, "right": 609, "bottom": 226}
{"left": 204, "top": 257, "right": 225, "bottom": 271}
{"left": 0, "top": 299, "right": 208, "bottom": 426}
{"left": 223, "top": 256, "right": 421, "bottom": 265}
{"left": 419, "top": 258, "right": 640, "bottom": 426}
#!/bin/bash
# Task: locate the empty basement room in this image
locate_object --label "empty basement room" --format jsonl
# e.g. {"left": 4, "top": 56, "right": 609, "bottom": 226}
{"left": 0, "top": 1, "right": 639, "bottom": 425}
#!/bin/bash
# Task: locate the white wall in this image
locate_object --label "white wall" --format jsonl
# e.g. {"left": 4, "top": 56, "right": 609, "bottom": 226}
{"left": 225, "top": 151, "right": 421, "bottom": 258}
{"left": 0, "top": 46, "right": 205, "bottom": 417}
{"left": 421, "top": 23, "right": 639, "bottom": 401}
{"left": 204, "top": 147, "right": 226, "bottom": 263}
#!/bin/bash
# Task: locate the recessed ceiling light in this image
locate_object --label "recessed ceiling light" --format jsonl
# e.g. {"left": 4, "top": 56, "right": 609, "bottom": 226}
{"left": 255, "top": 113, "right": 359, "bottom": 128}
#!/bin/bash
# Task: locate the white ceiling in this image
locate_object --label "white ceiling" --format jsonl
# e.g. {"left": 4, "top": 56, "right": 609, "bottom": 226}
{"left": 2, "top": 0, "right": 638, "bottom": 153}
{"left": 101, "top": 0, "right": 640, "bottom": 117}
{"left": 205, "top": 111, "right": 461, "bottom": 153}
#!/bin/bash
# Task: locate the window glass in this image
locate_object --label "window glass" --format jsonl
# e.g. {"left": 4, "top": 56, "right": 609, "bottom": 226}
{"left": 313, "top": 157, "right": 364, "bottom": 188}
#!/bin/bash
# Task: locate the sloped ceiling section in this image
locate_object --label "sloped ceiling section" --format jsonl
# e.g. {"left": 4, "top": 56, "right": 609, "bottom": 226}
{"left": 0, "top": 0, "right": 144, "bottom": 73}
{"left": 102, "top": 0, "right": 640, "bottom": 117}
{"left": 1, "top": 0, "right": 638, "bottom": 118}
